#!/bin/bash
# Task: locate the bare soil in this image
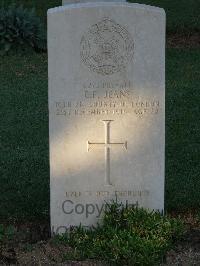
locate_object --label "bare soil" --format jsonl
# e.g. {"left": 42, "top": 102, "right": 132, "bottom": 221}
{"left": 0, "top": 241, "right": 102, "bottom": 265}
{"left": 161, "top": 228, "right": 200, "bottom": 265}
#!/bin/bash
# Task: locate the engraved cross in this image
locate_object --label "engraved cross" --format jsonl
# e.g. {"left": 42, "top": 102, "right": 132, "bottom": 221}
{"left": 87, "top": 120, "right": 127, "bottom": 186}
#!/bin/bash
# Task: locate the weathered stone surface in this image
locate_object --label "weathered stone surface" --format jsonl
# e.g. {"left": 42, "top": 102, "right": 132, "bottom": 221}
{"left": 63, "top": 0, "right": 126, "bottom": 5}
{"left": 48, "top": 2, "right": 165, "bottom": 234}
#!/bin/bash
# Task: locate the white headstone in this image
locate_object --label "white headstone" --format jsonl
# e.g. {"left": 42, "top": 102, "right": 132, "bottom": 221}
{"left": 48, "top": 2, "right": 165, "bottom": 234}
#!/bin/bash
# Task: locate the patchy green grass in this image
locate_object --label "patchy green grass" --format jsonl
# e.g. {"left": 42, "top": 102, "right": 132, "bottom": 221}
{"left": 57, "top": 202, "right": 185, "bottom": 265}
{"left": 128, "top": 0, "right": 200, "bottom": 33}
{"left": 0, "top": 52, "right": 49, "bottom": 221}
{"left": 0, "top": 49, "right": 199, "bottom": 221}
{"left": 165, "top": 49, "right": 200, "bottom": 211}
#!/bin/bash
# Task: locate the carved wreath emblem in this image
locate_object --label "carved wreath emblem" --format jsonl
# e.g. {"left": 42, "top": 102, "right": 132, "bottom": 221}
{"left": 80, "top": 18, "right": 134, "bottom": 76}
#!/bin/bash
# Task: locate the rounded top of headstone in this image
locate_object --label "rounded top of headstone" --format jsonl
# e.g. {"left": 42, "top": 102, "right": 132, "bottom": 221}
{"left": 63, "top": 0, "right": 126, "bottom": 4}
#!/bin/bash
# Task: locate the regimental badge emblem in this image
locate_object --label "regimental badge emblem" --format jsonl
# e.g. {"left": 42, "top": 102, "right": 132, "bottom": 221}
{"left": 80, "top": 18, "right": 134, "bottom": 76}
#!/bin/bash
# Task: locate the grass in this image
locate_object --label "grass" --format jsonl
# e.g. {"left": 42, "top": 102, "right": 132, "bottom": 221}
{"left": 0, "top": 203, "right": 185, "bottom": 265}
{"left": 129, "top": 0, "right": 200, "bottom": 33}
{"left": 0, "top": 48, "right": 199, "bottom": 221}
{"left": 0, "top": 0, "right": 62, "bottom": 22}
{"left": 1, "top": 0, "right": 200, "bottom": 33}
{"left": 57, "top": 202, "right": 185, "bottom": 265}
{"left": 165, "top": 48, "right": 200, "bottom": 211}
{"left": 0, "top": 52, "right": 49, "bottom": 221}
